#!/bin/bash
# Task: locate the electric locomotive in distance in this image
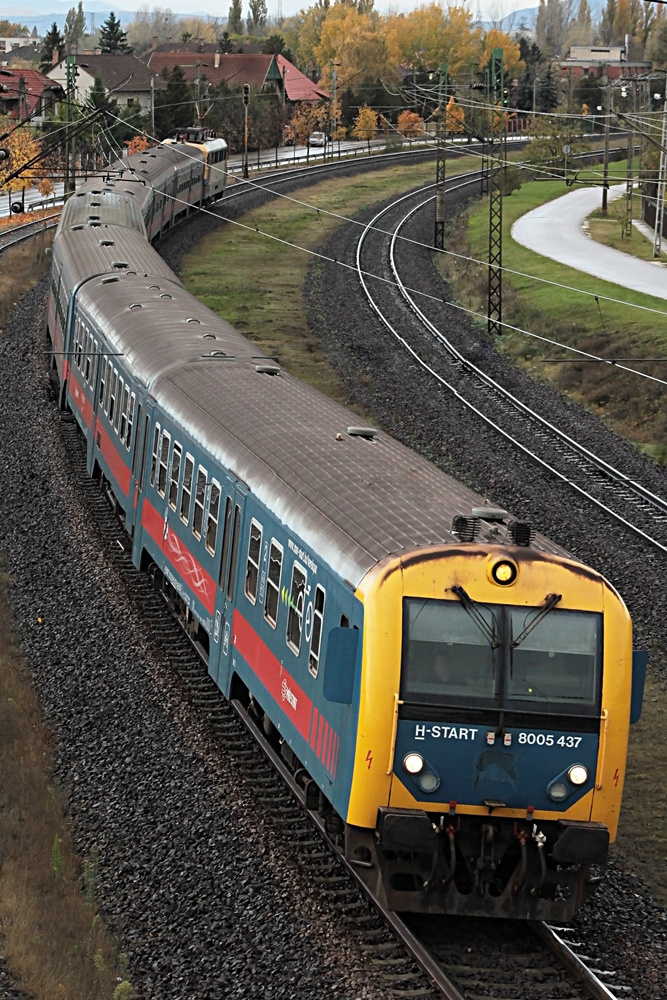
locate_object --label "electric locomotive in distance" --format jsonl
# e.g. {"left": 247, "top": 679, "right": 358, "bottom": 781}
{"left": 46, "top": 140, "right": 646, "bottom": 921}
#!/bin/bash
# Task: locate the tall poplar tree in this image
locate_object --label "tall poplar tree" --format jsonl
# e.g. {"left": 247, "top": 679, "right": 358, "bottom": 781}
{"left": 228, "top": 0, "right": 243, "bottom": 35}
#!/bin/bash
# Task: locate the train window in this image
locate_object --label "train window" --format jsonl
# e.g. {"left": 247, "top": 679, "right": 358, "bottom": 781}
{"left": 108, "top": 370, "right": 118, "bottom": 423}
{"left": 206, "top": 481, "right": 221, "bottom": 555}
{"left": 507, "top": 608, "right": 601, "bottom": 711}
{"left": 308, "top": 586, "right": 326, "bottom": 677}
{"left": 125, "top": 393, "right": 135, "bottom": 449}
{"left": 244, "top": 520, "right": 263, "bottom": 603}
{"left": 218, "top": 497, "right": 233, "bottom": 588}
{"left": 157, "top": 430, "right": 170, "bottom": 497}
{"left": 192, "top": 466, "right": 207, "bottom": 540}
{"left": 226, "top": 504, "right": 241, "bottom": 601}
{"left": 98, "top": 360, "right": 107, "bottom": 405}
{"left": 150, "top": 423, "right": 160, "bottom": 488}
{"left": 169, "top": 443, "right": 182, "bottom": 510}
{"left": 264, "top": 541, "right": 283, "bottom": 628}
{"left": 118, "top": 382, "right": 128, "bottom": 437}
{"left": 84, "top": 333, "right": 93, "bottom": 384}
{"left": 115, "top": 376, "right": 127, "bottom": 434}
{"left": 180, "top": 454, "right": 194, "bottom": 523}
{"left": 286, "top": 563, "right": 307, "bottom": 655}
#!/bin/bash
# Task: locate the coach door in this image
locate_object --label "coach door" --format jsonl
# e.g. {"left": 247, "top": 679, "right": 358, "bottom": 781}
{"left": 211, "top": 482, "right": 247, "bottom": 691}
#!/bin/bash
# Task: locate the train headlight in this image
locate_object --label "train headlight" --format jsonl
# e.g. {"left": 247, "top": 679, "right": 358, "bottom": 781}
{"left": 417, "top": 771, "right": 441, "bottom": 793}
{"left": 548, "top": 780, "right": 569, "bottom": 801}
{"left": 568, "top": 764, "right": 588, "bottom": 786}
{"left": 403, "top": 752, "right": 424, "bottom": 775}
{"left": 489, "top": 558, "right": 518, "bottom": 586}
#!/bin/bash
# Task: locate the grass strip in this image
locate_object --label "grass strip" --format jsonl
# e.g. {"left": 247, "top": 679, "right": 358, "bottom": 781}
{"left": 451, "top": 164, "right": 667, "bottom": 462}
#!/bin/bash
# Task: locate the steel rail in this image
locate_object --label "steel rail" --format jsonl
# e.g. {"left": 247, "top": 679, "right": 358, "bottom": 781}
{"left": 354, "top": 185, "right": 667, "bottom": 556}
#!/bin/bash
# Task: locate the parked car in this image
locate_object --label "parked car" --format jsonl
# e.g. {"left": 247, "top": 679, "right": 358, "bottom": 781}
{"left": 308, "top": 131, "right": 326, "bottom": 147}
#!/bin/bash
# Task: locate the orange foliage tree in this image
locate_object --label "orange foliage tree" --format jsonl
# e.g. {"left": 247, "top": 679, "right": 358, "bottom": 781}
{"left": 0, "top": 119, "right": 41, "bottom": 199}
{"left": 397, "top": 109, "right": 424, "bottom": 137}
{"left": 125, "top": 134, "right": 151, "bottom": 155}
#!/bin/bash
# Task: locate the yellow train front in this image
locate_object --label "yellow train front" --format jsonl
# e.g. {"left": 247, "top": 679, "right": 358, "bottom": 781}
{"left": 340, "top": 527, "right": 644, "bottom": 920}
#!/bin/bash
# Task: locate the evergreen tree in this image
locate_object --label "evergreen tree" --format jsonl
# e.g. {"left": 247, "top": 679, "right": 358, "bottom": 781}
{"left": 153, "top": 65, "right": 195, "bottom": 137}
{"left": 39, "top": 22, "right": 65, "bottom": 73}
{"left": 218, "top": 31, "right": 234, "bottom": 53}
{"left": 64, "top": 2, "right": 86, "bottom": 52}
{"left": 228, "top": 0, "right": 243, "bottom": 34}
{"left": 99, "top": 12, "right": 131, "bottom": 54}
{"left": 536, "top": 64, "right": 559, "bottom": 112}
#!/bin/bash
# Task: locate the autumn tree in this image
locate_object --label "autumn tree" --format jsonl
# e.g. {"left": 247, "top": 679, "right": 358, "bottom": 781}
{"left": 247, "top": 0, "right": 268, "bottom": 34}
{"left": 444, "top": 95, "right": 464, "bottom": 132}
{"left": 64, "top": 2, "right": 86, "bottom": 52}
{"left": 0, "top": 118, "right": 41, "bottom": 198}
{"left": 228, "top": 0, "right": 244, "bottom": 35}
{"left": 397, "top": 109, "right": 424, "bottom": 137}
{"left": 125, "top": 134, "right": 151, "bottom": 154}
{"left": 126, "top": 6, "right": 180, "bottom": 55}
{"left": 315, "top": 3, "right": 397, "bottom": 108}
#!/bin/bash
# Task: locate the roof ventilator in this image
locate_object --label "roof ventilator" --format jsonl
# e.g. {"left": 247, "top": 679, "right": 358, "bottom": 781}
{"left": 508, "top": 520, "right": 533, "bottom": 547}
{"left": 471, "top": 507, "right": 507, "bottom": 522}
{"left": 347, "top": 426, "right": 378, "bottom": 440}
{"left": 255, "top": 363, "right": 281, "bottom": 375}
{"left": 451, "top": 514, "right": 479, "bottom": 542}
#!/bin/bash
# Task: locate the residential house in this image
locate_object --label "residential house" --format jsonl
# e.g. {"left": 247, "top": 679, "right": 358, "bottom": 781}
{"left": 0, "top": 66, "right": 63, "bottom": 124}
{"left": 46, "top": 53, "right": 163, "bottom": 114}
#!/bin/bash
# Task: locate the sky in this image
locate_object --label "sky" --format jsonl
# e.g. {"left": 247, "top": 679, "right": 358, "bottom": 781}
{"left": 0, "top": 0, "right": 538, "bottom": 29}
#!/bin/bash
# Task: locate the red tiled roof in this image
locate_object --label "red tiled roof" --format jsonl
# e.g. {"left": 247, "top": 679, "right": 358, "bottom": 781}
{"left": 145, "top": 50, "right": 329, "bottom": 102}
{"left": 0, "top": 67, "right": 62, "bottom": 117}
{"left": 276, "top": 54, "right": 328, "bottom": 102}
{"left": 146, "top": 52, "right": 274, "bottom": 90}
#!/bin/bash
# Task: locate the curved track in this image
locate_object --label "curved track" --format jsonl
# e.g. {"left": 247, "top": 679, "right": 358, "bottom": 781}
{"left": 355, "top": 184, "right": 667, "bottom": 556}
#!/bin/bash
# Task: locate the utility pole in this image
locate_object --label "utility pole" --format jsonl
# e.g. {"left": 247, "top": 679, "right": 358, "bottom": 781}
{"left": 329, "top": 61, "right": 340, "bottom": 160}
{"left": 64, "top": 55, "right": 77, "bottom": 200}
{"left": 601, "top": 68, "right": 610, "bottom": 213}
{"left": 434, "top": 61, "right": 447, "bottom": 250}
{"left": 653, "top": 90, "right": 667, "bottom": 258}
{"left": 151, "top": 74, "right": 155, "bottom": 137}
{"left": 242, "top": 82, "right": 249, "bottom": 179}
{"left": 487, "top": 47, "right": 505, "bottom": 337}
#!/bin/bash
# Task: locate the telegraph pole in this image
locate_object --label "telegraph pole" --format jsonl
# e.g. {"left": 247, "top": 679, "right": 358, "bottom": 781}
{"left": 487, "top": 48, "right": 505, "bottom": 337}
{"left": 242, "top": 83, "right": 249, "bottom": 179}
{"left": 601, "top": 68, "right": 611, "bottom": 213}
{"left": 653, "top": 90, "right": 667, "bottom": 258}
{"left": 64, "top": 55, "right": 77, "bottom": 200}
{"left": 434, "top": 61, "right": 447, "bottom": 250}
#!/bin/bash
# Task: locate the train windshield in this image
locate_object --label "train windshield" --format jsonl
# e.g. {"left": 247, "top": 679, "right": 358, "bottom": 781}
{"left": 401, "top": 597, "right": 601, "bottom": 715}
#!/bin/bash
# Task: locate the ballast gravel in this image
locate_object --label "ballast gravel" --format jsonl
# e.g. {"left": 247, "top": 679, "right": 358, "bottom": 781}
{"left": 0, "top": 165, "right": 666, "bottom": 998}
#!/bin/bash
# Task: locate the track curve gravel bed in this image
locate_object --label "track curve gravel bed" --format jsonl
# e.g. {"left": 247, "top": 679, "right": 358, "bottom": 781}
{"left": 0, "top": 170, "right": 666, "bottom": 998}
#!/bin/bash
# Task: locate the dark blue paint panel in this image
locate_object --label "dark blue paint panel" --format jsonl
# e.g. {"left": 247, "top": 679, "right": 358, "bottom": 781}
{"left": 395, "top": 719, "right": 599, "bottom": 811}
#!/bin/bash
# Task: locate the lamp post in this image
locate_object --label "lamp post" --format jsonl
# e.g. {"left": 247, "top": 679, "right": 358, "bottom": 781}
{"left": 242, "top": 82, "right": 249, "bottom": 179}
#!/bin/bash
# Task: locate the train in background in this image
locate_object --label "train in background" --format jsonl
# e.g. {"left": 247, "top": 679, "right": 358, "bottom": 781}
{"left": 46, "top": 136, "right": 646, "bottom": 921}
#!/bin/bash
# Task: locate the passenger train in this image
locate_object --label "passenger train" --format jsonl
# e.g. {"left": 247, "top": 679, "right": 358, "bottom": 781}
{"left": 46, "top": 134, "right": 646, "bottom": 920}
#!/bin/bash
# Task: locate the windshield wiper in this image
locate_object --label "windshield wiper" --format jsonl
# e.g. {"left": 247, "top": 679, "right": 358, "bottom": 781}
{"left": 450, "top": 585, "right": 501, "bottom": 648}
{"left": 511, "top": 593, "right": 562, "bottom": 648}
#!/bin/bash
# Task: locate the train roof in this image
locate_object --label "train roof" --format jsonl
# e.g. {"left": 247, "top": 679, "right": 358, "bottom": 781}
{"left": 76, "top": 273, "right": 269, "bottom": 387}
{"left": 54, "top": 226, "right": 181, "bottom": 291}
{"left": 57, "top": 187, "right": 147, "bottom": 238}
{"left": 151, "top": 360, "right": 570, "bottom": 588}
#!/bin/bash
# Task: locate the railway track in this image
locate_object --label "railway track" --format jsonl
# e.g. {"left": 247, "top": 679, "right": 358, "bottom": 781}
{"left": 355, "top": 181, "right": 667, "bottom": 557}
{"left": 0, "top": 211, "right": 59, "bottom": 252}
{"left": 54, "top": 409, "right": 633, "bottom": 1000}
{"left": 29, "top": 147, "right": 647, "bottom": 999}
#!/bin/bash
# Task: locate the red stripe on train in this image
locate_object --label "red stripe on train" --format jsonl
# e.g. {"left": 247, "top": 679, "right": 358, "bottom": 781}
{"left": 142, "top": 499, "right": 216, "bottom": 615}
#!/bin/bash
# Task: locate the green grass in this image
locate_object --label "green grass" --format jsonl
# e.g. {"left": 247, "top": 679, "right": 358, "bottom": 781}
{"left": 181, "top": 156, "right": 480, "bottom": 399}
{"left": 451, "top": 164, "right": 667, "bottom": 462}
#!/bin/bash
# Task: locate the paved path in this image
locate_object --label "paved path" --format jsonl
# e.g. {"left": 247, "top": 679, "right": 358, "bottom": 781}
{"left": 511, "top": 183, "right": 667, "bottom": 301}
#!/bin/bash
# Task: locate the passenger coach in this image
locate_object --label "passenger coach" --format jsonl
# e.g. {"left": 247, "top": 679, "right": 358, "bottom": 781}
{"left": 46, "top": 138, "right": 645, "bottom": 922}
